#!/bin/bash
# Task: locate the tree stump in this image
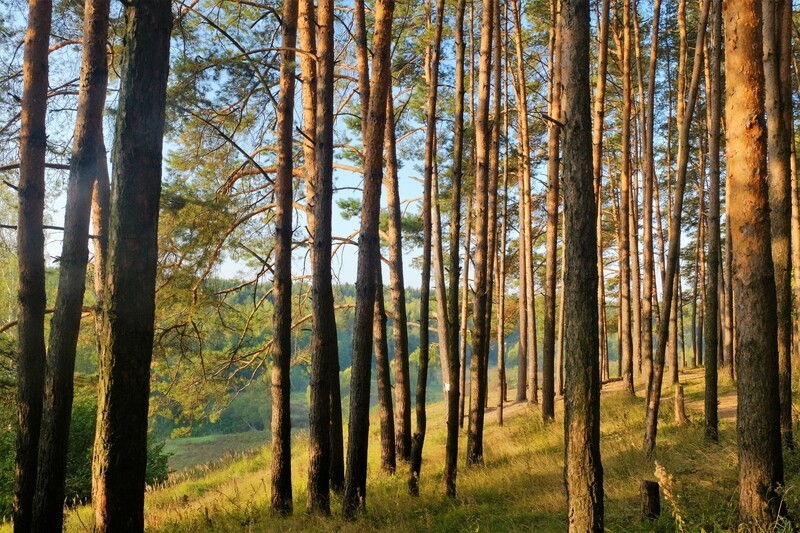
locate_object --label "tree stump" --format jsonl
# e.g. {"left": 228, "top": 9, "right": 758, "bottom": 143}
{"left": 674, "top": 382, "right": 688, "bottom": 425}
{"left": 640, "top": 480, "right": 661, "bottom": 520}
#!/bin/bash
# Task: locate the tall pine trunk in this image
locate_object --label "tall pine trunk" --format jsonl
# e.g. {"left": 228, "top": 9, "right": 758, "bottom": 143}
{"left": 306, "top": 0, "right": 342, "bottom": 510}
{"left": 458, "top": 200, "right": 473, "bottom": 426}
{"left": 724, "top": 0, "right": 785, "bottom": 522}
{"left": 409, "top": 0, "right": 443, "bottom": 496}
{"left": 510, "top": 0, "right": 532, "bottom": 403}
{"left": 270, "top": 0, "right": 299, "bottom": 514}
{"left": 343, "top": 0, "right": 395, "bottom": 515}
{"left": 703, "top": 0, "right": 721, "bottom": 442}
{"left": 33, "top": 0, "right": 110, "bottom": 525}
{"left": 385, "top": 94, "right": 412, "bottom": 463}
{"left": 467, "top": 0, "right": 493, "bottom": 467}
{"left": 563, "top": 0, "right": 604, "bottom": 524}
{"left": 763, "top": 0, "right": 793, "bottom": 449}
{"left": 542, "top": 0, "right": 562, "bottom": 419}
{"left": 644, "top": 0, "right": 710, "bottom": 456}
{"left": 445, "top": 0, "right": 466, "bottom": 496}
{"left": 14, "top": 0, "right": 52, "bottom": 529}
{"left": 373, "top": 273, "right": 396, "bottom": 474}
{"left": 619, "top": 0, "right": 634, "bottom": 395}
{"left": 592, "top": 0, "right": 610, "bottom": 386}
{"left": 91, "top": 0, "right": 172, "bottom": 528}
{"left": 641, "top": 0, "right": 662, "bottom": 403}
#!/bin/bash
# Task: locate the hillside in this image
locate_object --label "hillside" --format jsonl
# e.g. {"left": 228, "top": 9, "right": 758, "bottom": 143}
{"left": 34, "top": 368, "right": 790, "bottom": 531}
{"left": 0, "top": 369, "right": 764, "bottom": 532}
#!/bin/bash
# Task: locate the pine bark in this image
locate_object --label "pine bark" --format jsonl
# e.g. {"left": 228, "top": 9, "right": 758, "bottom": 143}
{"left": 641, "top": 0, "right": 662, "bottom": 402}
{"left": 510, "top": 0, "right": 532, "bottom": 403}
{"left": 592, "top": 0, "right": 610, "bottom": 385}
{"left": 408, "top": 0, "right": 442, "bottom": 496}
{"left": 619, "top": 0, "right": 634, "bottom": 395}
{"left": 459, "top": 200, "right": 473, "bottom": 426}
{"left": 14, "top": 0, "right": 52, "bottom": 529}
{"left": 496, "top": 78, "right": 509, "bottom": 425}
{"left": 374, "top": 274, "right": 396, "bottom": 474}
{"left": 724, "top": 0, "right": 785, "bottom": 522}
{"left": 562, "top": 0, "right": 604, "bottom": 524}
{"left": 445, "top": 0, "right": 466, "bottom": 496}
{"left": 467, "top": 0, "right": 493, "bottom": 467}
{"left": 298, "top": 0, "right": 344, "bottom": 493}
{"left": 300, "top": 0, "right": 338, "bottom": 514}
{"left": 644, "top": 0, "right": 710, "bottom": 456}
{"left": 483, "top": 0, "right": 502, "bottom": 410}
{"left": 33, "top": 0, "right": 110, "bottom": 526}
{"left": 269, "top": 0, "right": 299, "bottom": 514}
{"left": 90, "top": 142, "right": 110, "bottom": 374}
{"left": 703, "top": 0, "right": 721, "bottom": 442}
{"left": 342, "top": 0, "right": 395, "bottom": 515}
{"left": 91, "top": 0, "right": 172, "bottom": 529}
{"left": 385, "top": 95, "right": 412, "bottom": 463}
{"left": 543, "top": 0, "right": 562, "bottom": 419}
{"left": 432, "top": 163, "right": 451, "bottom": 397}
{"left": 763, "top": 0, "right": 793, "bottom": 449}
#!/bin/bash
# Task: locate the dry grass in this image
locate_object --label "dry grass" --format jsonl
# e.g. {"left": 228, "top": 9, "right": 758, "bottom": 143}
{"left": 7, "top": 367, "right": 800, "bottom": 531}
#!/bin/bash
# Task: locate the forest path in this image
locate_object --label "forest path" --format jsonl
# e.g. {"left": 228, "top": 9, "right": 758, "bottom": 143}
{"left": 482, "top": 365, "right": 738, "bottom": 423}
{"left": 592, "top": 366, "right": 737, "bottom": 423}
{"left": 680, "top": 366, "right": 737, "bottom": 422}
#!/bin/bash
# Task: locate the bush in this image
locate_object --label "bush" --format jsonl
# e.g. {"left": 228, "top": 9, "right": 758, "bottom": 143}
{"left": 0, "top": 394, "right": 172, "bottom": 517}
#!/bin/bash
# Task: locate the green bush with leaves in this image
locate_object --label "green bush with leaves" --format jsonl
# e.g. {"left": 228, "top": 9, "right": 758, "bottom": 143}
{"left": 0, "top": 394, "right": 171, "bottom": 518}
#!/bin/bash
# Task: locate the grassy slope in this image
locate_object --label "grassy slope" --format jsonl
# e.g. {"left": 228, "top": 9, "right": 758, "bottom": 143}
{"left": 46, "top": 369, "right": 800, "bottom": 530}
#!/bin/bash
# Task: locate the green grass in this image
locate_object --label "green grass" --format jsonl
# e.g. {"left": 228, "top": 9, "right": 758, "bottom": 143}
{"left": 10, "top": 368, "right": 800, "bottom": 531}
{"left": 162, "top": 430, "right": 270, "bottom": 472}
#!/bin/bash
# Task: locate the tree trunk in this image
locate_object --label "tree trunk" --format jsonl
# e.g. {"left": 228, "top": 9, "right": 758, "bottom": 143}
{"left": 459, "top": 200, "right": 472, "bottom": 427}
{"left": 591, "top": 0, "right": 610, "bottom": 385}
{"left": 543, "top": 0, "right": 562, "bottom": 420}
{"left": 445, "top": 0, "right": 467, "bottom": 497}
{"left": 91, "top": 1, "right": 172, "bottom": 529}
{"left": 483, "top": 0, "right": 502, "bottom": 412}
{"left": 703, "top": 0, "right": 721, "bottom": 442}
{"left": 678, "top": 276, "right": 687, "bottom": 369}
{"left": 791, "top": 41, "right": 800, "bottom": 422}
{"left": 556, "top": 257, "right": 566, "bottom": 396}
{"left": 374, "top": 274, "right": 396, "bottom": 474}
{"left": 763, "top": 0, "right": 793, "bottom": 449}
{"left": 692, "top": 223, "right": 700, "bottom": 367}
{"left": 91, "top": 142, "right": 110, "bottom": 343}
{"left": 640, "top": 481, "right": 661, "bottom": 520}
{"left": 644, "top": 0, "right": 710, "bottom": 457}
{"left": 510, "top": 0, "right": 531, "bottom": 403}
{"left": 409, "top": 0, "right": 443, "bottom": 496}
{"left": 433, "top": 161, "right": 451, "bottom": 398}
{"left": 14, "top": 0, "right": 52, "bottom": 529}
{"left": 497, "top": 69, "right": 509, "bottom": 424}
{"left": 724, "top": 0, "right": 786, "bottom": 522}
{"left": 305, "top": 0, "right": 334, "bottom": 511}
{"left": 467, "top": 0, "right": 493, "bottom": 467}
{"left": 563, "top": 0, "right": 604, "bottom": 524}
{"left": 619, "top": 0, "right": 634, "bottom": 396}
{"left": 641, "top": 0, "right": 662, "bottom": 404}
{"left": 269, "top": 0, "right": 299, "bottom": 514}
{"left": 384, "top": 95, "right": 412, "bottom": 464}
{"left": 342, "top": 0, "right": 395, "bottom": 515}
{"left": 725, "top": 176, "right": 736, "bottom": 381}
{"left": 33, "top": 0, "right": 110, "bottom": 526}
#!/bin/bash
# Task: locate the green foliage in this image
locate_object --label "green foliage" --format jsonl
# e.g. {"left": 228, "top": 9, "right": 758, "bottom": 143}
{"left": 0, "top": 410, "right": 13, "bottom": 519}
{"left": 0, "top": 389, "right": 172, "bottom": 518}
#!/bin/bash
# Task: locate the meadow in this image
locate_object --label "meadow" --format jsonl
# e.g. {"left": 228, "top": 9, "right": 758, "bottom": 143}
{"left": 40, "top": 368, "right": 798, "bottom": 532}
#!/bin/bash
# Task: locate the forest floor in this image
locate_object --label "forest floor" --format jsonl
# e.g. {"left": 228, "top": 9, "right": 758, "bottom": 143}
{"left": 49, "top": 367, "right": 800, "bottom": 531}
